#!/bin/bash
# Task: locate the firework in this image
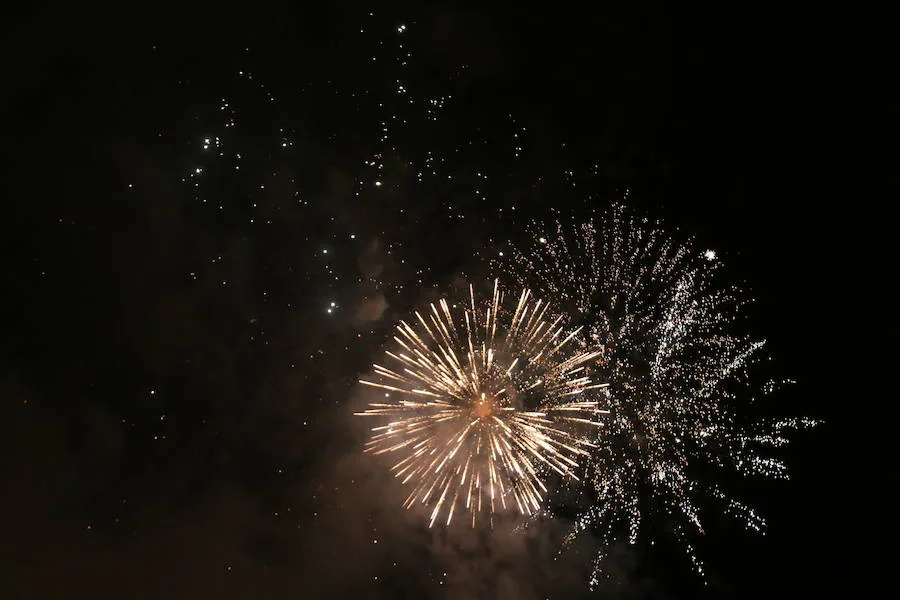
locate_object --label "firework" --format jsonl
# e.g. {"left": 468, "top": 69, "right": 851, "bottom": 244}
{"left": 356, "top": 280, "right": 608, "bottom": 527}
{"left": 494, "top": 202, "right": 817, "bottom": 584}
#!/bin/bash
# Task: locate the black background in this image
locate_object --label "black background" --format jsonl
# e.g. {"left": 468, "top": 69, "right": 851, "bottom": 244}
{"left": 1, "top": 3, "right": 852, "bottom": 599}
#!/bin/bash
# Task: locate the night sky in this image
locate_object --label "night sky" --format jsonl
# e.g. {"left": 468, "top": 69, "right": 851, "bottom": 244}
{"left": 2, "top": 3, "right": 848, "bottom": 599}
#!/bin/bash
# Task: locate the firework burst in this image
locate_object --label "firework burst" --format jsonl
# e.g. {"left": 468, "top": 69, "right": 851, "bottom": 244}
{"left": 356, "top": 280, "right": 608, "bottom": 527}
{"left": 494, "top": 202, "right": 817, "bottom": 584}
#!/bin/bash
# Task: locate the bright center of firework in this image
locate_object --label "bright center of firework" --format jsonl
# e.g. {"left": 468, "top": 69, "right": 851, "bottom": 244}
{"left": 470, "top": 392, "right": 499, "bottom": 420}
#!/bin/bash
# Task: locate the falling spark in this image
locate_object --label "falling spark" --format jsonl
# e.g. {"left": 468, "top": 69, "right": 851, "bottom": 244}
{"left": 494, "top": 202, "right": 818, "bottom": 584}
{"left": 356, "top": 280, "right": 608, "bottom": 527}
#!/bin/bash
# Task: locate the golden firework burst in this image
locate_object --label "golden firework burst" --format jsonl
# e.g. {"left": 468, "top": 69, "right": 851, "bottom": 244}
{"left": 356, "top": 280, "right": 608, "bottom": 527}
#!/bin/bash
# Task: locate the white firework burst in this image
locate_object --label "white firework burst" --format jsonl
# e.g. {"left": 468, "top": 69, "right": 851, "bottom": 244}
{"left": 494, "top": 202, "right": 818, "bottom": 584}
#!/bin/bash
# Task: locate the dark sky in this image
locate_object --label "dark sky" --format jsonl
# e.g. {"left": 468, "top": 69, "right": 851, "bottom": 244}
{"left": 1, "top": 3, "right": 849, "bottom": 599}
